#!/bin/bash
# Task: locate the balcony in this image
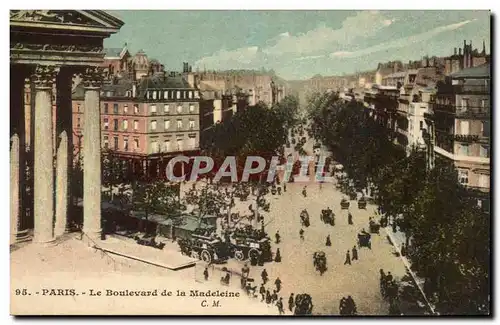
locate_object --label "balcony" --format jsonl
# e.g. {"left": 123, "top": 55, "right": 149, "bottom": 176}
{"left": 455, "top": 109, "right": 490, "bottom": 119}
{"left": 454, "top": 134, "right": 479, "bottom": 143}
{"left": 453, "top": 84, "right": 490, "bottom": 95}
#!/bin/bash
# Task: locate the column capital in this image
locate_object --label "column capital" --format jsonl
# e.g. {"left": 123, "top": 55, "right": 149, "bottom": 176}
{"left": 81, "top": 67, "right": 105, "bottom": 89}
{"left": 32, "top": 65, "right": 59, "bottom": 89}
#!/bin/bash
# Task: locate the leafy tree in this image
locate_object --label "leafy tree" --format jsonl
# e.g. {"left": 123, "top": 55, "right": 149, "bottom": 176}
{"left": 183, "top": 182, "right": 228, "bottom": 228}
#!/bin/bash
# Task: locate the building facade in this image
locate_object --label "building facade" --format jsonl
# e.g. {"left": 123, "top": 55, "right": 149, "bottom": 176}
{"left": 427, "top": 63, "right": 490, "bottom": 203}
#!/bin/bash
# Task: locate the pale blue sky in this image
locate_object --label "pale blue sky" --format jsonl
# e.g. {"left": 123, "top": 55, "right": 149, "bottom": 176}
{"left": 105, "top": 10, "right": 490, "bottom": 80}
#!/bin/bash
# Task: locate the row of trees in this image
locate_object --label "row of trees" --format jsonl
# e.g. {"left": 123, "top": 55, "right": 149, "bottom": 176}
{"left": 308, "top": 92, "right": 490, "bottom": 315}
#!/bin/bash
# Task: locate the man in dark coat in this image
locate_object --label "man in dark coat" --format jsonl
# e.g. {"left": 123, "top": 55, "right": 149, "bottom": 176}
{"left": 275, "top": 230, "right": 281, "bottom": 244}
{"left": 348, "top": 212, "right": 353, "bottom": 225}
{"left": 259, "top": 283, "right": 266, "bottom": 302}
{"left": 261, "top": 269, "right": 269, "bottom": 284}
{"left": 271, "top": 290, "right": 278, "bottom": 304}
{"left": 275, "top": 277, "right": 282, "bottom": 292}
{"left": 325, "top": 235, "right": 332, "bottom": 246}
{"left": 299, "top": 228, "right": 304, "bottom": 241}
{"left": 276, "top": 297, "right": 285, "bottom": 315}
{"left": 344, "top": 250, "right": 351, "bottom": 265}
{"left": 266, "top": 290, "right": 272, "bottom": 304}
{"left": 275, "top": 248, "right": 282, "bottom": 263}
{"left": 203, "top": 267, "right": 209, "bottom": 281}
{"left": 288, "top": 293, "right": 295, "bottom": 312}
{"left": 352, "top": 246, "right": 358, "bottom": 261}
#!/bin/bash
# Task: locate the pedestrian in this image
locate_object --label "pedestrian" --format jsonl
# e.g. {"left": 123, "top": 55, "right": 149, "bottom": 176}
{"left": 288, "top": 293, "right": 294, "bottom": 312}
{"left": 348, "top": 212, "right": 353, "bottom": 225}
{"left": 275, "top": 230, "right": 281, "bottom": 244}
{"left": 344, "top": 250, "right": 351, "bottom": 265}
{"left": 203, "top": 267, "right": 209, "bottom": 281}
{"left": 283, "top": 182, "right": 287, "bottom": 192}
{"left": 347, "top": 295, "right": 357, "bottom": 314}
{"left": 277, "top": 186, "right": 282, "bottom": 195}
{"left": 352, "top": 246, "right": 358, "bottom": 261}
{"left": 339, "top": 297, "right": 347, "bottom": 315}
{"left": 275, "top": 277, "right": 282, "bottom": 292}
{"left": 275, "top": 248, "right": 282, "bottom": 263}
{"left": 271, "top": 290, "right": 278, "bottom": 304}
{"left": 299, "top": 228, "right": 304, "bottom": 241}
{"left": 266, "top": 290, "right": 272, "bottom": 304}
{"left": 302, "top": 186, "right": 307, "bottom": 198}
{"left": 242, "top": 263, "right": 250, "bottom": 278}
{"left": 325, "top": 235, "right": 331, "bottom": 247}
{"left": 260, "top": 283, "right": 266, "bottom": 302}
{"left": 276, "top": 297, "right": 285, "bottom": 315}
{"left": 261, "top": 269, "right": 269, "bottom": 284}
{"left": 386, "top": 272, "right": 393, "bottom": 282}
{"left": 392, "top": 221, "right": 397, "bottom": 233}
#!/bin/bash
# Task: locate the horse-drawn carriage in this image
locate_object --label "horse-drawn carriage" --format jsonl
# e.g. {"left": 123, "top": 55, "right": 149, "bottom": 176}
{"left": 178, "top": 234, "right": 230, "bottom": 264}
{"left": 231, "top": 236, "right": 273, "bottom": 263}
{"left": 320, "top": 208, "right": 335, "bottom": 226}
{"left": 300, "top": 209, "right": 310, "bottom": 228}
{"left": 357, "top": 231, "right": 372, "bottom": 249}
{"left": 341, "top": 198, "right": 350, "bottom": 210}
{"left": 294, "top": 293, "right": 313, "bottom": 315}
{"left": 369, "top": 219, "right": 381, "bottom": 234}
{"left": 358, "top": 197, "right": 367, "bottom": 209}
{"left": 313, "top": 251, "right": 327, "bottom": 275}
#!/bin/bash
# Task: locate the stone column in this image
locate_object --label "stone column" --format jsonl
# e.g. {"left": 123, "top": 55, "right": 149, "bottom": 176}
{"left": 10, "top": 134, "right": 20, "bottom": 244}
{"left": 55, "top": 130, "right": 68, "bottom": 237}
{"left": 32, "top": 66, "right": 58, "bottom": 244}
{"left": 82, "top": 67, "right": 104, "bottom": 239}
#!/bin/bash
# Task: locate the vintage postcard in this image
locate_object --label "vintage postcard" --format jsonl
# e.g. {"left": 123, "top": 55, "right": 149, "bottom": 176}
{"left": 9, "top": 10, "right": 491, "bottom": 316}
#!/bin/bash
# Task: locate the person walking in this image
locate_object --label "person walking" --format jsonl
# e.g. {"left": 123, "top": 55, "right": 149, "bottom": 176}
{"left": 203, "top": 267, "right": 209, "bottom": 281}
{"left": 288, "top": 293, "right": 295, "bottom": 312}
{"left": 274, "top": 248, "right": 282, "bottom": 263}
{"left": 260, "top": 283, "right": 266, "bottom": 302}
{"left": 352, "top": 246, "right": 358, "bottom": 261}
{"left": 325, "top": 235, "right": 332, "bottom": 247}
{"left": 276, "top": 297, "right": 285, "bottom": 315}
{"left": 275, "top": 230, "right": 281, "bottom": 244}
{"left": 261, "top": 269, "right": 269, "bottom": 284}
{"left": 271, "top": 290, "right": 278, "bottom": 304}
{"left": 344, "top": 250, "right": 351, "bottom": 265}
{"left": 274, "top": 277, "right": 282, "bottom": 293}
{"left": 348, "top": 212, "right": 353, "bottom": 225}
{"left": 299, "top": 228, "right": 304, "bottom": 241}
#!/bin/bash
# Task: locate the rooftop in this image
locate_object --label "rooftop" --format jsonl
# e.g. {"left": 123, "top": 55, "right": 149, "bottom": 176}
{"left": 450, "top": 63, "right": 490, "bottom": 79}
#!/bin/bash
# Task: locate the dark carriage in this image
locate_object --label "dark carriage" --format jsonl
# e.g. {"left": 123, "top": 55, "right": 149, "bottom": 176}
{"left": 358, "top": 197, "right": 367, "bottom": 209}
{"left": 340, "top": 198, "right": 350, "bottom": 210}
{"left": 178, "top": 234, "right": 231, "bottom": 264}
{"left": 313, "top": 251, "right": 327, "bottom": 275}
{"left": 369, "top": 219, "right": 381, "bottom": 234}
{"left": 231, "top": 236, "right": 272, "bottom": 263}
{"left": 320, "top": 209, "right": 335, "bottom": 226}
{"left": 357, "top": 232, "right": 372, "bottom": 249}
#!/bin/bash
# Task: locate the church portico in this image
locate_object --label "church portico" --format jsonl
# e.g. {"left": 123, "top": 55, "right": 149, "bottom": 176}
{"left": 10, "top": 10, "right": 123, "bottom": 244}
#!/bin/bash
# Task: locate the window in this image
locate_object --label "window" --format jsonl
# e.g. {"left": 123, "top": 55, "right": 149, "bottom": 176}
{"left": 188, "top": 136, "right": 195, "bottom": 149}
{"left": 147, "top": 91, "right": 150, "bottom": 99}
{"left": 77, "top": 104, "right": 81, "bottom": 112}
{"left": 124, "top": 105, "right": 128, "bottom": 114}
{"left": 163, "top": 140, "right": 170, "bottom": 152}
{"left": 177, "top": 105, "right": 182, "bottom": 113}
{"left": 480, "top": 145, "right": 489, "bottom": 158}
{"left": 481, "top": 99, "right": 487, "bottom": 111}
{"left": 77, "top": 118, "right": 81, "bottom": 128}
{"left": 478, "top": 174, "right": 489, "bottom": 188}
{"left": 459, "top": 143, "right": 469, "bottom": 156}
{"left": 104, "top": 103, "right": 109, "bottom": 114}
{"left": 194, "top": 91, "right": 200, "bottom": 99}
{"left": 177, "top": 138, "right": 183, "bottom": 151}
{"left": 164, "top": 91, "right": 168, "bottom": 99}
{"left": 482, "top": 121, "right": 490, "bottom": 137}
{"left": 123, "top": 138, "right": 129, "bottom": 152}
{"left": 104, "top": 118, "right": 109, "bottom": 130}
{"left": 419, "top": 121, "right": 423, "bottom": 130}
{"left": 113, "top": 119, "right": 118, "bottom": 131}
{"left": 113, "top": 136, "right": 119, "bottom": 149}
{"left": 188, "top": 91, "right": 193, "bottom": 99}
{"left": 189, "top": 104, "right": 195, "bottom": 113}
{"left": 459, "top": 120, "right": 469, "bottom": 135}
{"left": 151, "top": 105, "right": 157, "bottom": 114}
{"left": 123, "top": 120, "right": 128, "bottom": 130}
{"left": 177, "top": 91, "right": 181, "bottom": 99}
{"left": 164, "top": 104, "right": 170, "bottom": 113}
{"left": 177, "top": 120, "right": 183, "bottom": 129}
{"left": 103, "top": 136, "right": 109, "bottom": 149}
{"left": 134, "top": 120, "right": 139, "bottom": 131}
{"left": 460, "top": 99, "right": 469, "bottom": 112}
{"left": 151, "top": 120, "right": 157, "bottom": 131}
{"left": 152, "top": 91, "right": 157, "bottom": 100}
{"left": 134, "top": 138, "right": 139, "bottom": 150}
{"left": 189, "top": 119, "right": 195, "bottom": 130}
{"left": 151, "top": 140, "right": 159, "bottom": 153}
{"left": 113, "top": 103, "right": 119, "bottom": 114}
{"left": 458, "top": 170, "right": 468, "bottom": 185}
{"left": 164, "top": 120, "right": 170, "bottom": 130}
{"left": 134, "top": 104, "right": 139, "bottom": 114}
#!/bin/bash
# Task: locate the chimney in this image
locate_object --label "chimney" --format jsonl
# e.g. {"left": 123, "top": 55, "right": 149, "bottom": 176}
{"left": 454, "top": 48, "right": 457, "bottom": 55}
{"left": 459, "top": 48, "right": 462, "bottom": 56}
{"left": 482, "top": 40, "right": 486, "bottom": 55}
